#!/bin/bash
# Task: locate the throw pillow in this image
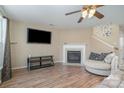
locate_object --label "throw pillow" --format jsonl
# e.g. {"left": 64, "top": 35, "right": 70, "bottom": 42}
{"left": 89, "top": 52, "right": 103, "bottom": 61}
{"left": 104, "top": 53, "right": 115, "bottom": 64}
{"left": 101, "top": 52, "right": 113, "bottom": 60}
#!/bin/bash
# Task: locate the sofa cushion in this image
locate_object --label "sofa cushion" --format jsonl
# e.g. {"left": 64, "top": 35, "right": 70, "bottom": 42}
{"left": 99, "top": 79, "right": 121, "bottom": 88}
{"left": 104, "top": 53, "right": 115, "bottom": 64}
{"left": 119, "top": 81, "right": 124, "bottom": 88}
{"left": 99, "top": 74, "right": 122, "bottom": 88}
{"left": 97, "top": 72, "right": 123, "bottom": 88}
{"left": 89, "top": 52, "right": 112, "bottom": 61}
{"left": 85, "top": 60, "right": 111, "bottom": 70}
{"left": 101, "top": 52, "right": 112, "bottom": 60}
{"left": 89, "top": 52, "right": 104, "bottom": 61}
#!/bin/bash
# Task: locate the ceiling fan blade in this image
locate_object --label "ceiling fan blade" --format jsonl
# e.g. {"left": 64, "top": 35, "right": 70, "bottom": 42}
{"left": 83, "top": 5, "right": 104, "bottom": 9}
{"left": 77, "top": 17, "right": 83, "bottom": 23}
{"left": 94, "top": 11, "right": 104, "bottom": 19}
{"left": 95, "top": 5, "right": 104, "bottom": 8}
{"left": 65, "top": 10, "right": 81, "bottom": 15}
{"left": 83, "top": 5, "right": 90, "bottom": 9}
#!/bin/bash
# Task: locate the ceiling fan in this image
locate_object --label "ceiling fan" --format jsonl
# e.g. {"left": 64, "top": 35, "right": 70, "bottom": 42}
{"left": 65, "top": 5, "right": 104, "bottom": 23}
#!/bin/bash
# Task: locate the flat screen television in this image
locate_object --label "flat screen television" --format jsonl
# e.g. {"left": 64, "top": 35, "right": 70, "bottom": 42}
{"left": 27, "top": 28, "right": 51, "bottom": 44}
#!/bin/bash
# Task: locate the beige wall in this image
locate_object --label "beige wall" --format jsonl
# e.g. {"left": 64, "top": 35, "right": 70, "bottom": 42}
{"left": 90, "top": 37, "right": 114, "bottom": 53}
{"left": 59, "top": 29, "right": 92, "bottom": 61}
{"left": 10, "top": 20, "right": 60, "bottom": 69}
{"left": 10, "top": 20, "right": 92, "bottom": 69}
{"left": 93, "top": 24, "right": 119, "bottom": 47}
{"left": 90, "top": 24, "right": 120, "bottom": 53}
{"left": 10, "top": 20, "right": 119, "bottom": 69}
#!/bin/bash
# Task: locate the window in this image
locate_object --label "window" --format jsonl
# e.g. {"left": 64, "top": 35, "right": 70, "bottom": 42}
{"left": 120, "top": 37, "right": 124, "bottom": 48}
{"left": 0, "top": 15, "right": 7, "bottom": 68}
{"left": 0, "top": 16, "right": 3, "bottom": 68}
{"left": 0, "top": 18, "right": 2, "bottom": 43}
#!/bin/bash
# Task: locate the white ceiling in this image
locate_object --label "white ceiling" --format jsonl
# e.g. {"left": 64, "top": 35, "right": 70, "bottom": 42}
{"left": 3, "top": 5, "right": 124, "bottom": 30}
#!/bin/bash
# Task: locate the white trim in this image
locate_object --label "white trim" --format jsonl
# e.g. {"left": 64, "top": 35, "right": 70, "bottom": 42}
{"left": 12, "top": 66, "right": 27, "bottom": 70}
{"left": 12, "top": 61, "right": 63, "bottom": 70}
{"left": 55, "top": 61, "right": 63, "bottom": 63}
{"left": 63, "top": 44, "right": 86, "bottom": 65}
{"left": 92, "top": 36, "right": 114, "bottom": 49}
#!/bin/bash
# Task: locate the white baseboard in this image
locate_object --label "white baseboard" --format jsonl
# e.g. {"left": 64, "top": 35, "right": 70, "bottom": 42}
{"left": 55, "top": 61, "right": 63, "bottom": 63}
{"left": 12, "top": 61, "right": 63, "bottom": 70}
{"left": 12, "top": 66, "right": 27, "bottom": 70}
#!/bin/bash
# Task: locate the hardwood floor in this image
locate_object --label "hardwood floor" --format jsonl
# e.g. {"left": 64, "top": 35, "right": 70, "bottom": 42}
{"left": 0, "top": 63, "right": 105, "bottom": 88}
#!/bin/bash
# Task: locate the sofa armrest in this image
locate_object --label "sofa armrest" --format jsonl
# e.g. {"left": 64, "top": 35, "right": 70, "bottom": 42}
{"left": 97, "top": 73, "right": 122, "bottom": 88}
{"left": 111, "top": 56, "right": 119, "bottom": 74}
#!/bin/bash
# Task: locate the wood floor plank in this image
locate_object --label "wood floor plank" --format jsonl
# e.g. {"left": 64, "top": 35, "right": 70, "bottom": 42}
{"left": 0, "top": 63, "right": 105, "bottom": 88}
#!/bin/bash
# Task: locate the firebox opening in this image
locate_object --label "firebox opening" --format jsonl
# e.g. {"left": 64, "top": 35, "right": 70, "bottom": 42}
{"left": 67, "top": 51, "right": 81, "bottom": 63}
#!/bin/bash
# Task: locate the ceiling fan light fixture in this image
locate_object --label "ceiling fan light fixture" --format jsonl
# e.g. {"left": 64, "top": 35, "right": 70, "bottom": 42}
{"left": 65, "top": 5, "right": 104, "bottom": 23}
{"left": 88, "top": 8, "right": 96, "bottom": 18}
{"left": 82, "top": 10, "right": 88, "bottom": 18}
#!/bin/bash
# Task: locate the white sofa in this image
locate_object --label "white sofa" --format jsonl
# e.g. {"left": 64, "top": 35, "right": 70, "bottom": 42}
{"left": 84, "top": 53, "right": 117, "bottom": 76}
{"left": 84, "top": 60, "right": 111, "bottom": 76}
{"left": 97, "top": 71, "right": 124, "bottom": 88}
{"left": 96, "top": 55, "right": 124, "bottom": 88}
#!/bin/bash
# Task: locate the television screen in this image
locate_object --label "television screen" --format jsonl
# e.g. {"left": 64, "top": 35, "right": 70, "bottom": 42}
{"left": 27, "top": 28, "right": 51, "bottom": 44}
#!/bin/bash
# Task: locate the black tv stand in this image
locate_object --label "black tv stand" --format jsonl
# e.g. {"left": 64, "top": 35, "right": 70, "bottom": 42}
{"left": 27, "top": 55, "right": 54, "bottom": 71}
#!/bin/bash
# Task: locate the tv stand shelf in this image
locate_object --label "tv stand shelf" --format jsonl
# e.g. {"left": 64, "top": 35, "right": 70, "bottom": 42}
{"left": 27, "top": 56, "right": 54, "bottom": 71}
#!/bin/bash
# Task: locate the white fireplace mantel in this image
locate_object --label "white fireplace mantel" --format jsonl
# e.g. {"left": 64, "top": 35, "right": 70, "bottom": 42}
{"left": 63, "top": 44, "right": 86, "bottom": 65}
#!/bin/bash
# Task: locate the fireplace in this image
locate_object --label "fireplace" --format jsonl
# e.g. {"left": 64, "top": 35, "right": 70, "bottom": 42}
{"left": 67, "top": 51, "right": 81, "bottom": 63}
{"left": 63, "top": 44, "right": 86, "bottom": 65}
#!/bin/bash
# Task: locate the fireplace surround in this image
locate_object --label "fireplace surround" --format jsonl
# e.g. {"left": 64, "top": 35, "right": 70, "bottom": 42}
{"left": 63, "top": 44, "right": 86, "bottom": 65}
